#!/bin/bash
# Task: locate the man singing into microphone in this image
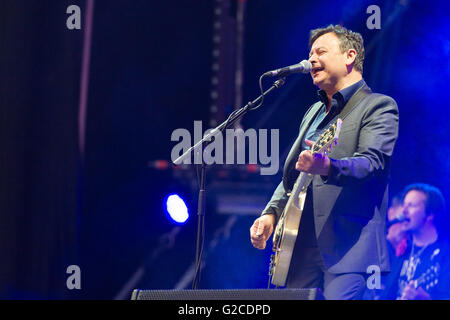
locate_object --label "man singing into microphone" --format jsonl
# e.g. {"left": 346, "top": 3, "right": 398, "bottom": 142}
{"left": 249, "top": 25, "right": 399, "bottom": 299}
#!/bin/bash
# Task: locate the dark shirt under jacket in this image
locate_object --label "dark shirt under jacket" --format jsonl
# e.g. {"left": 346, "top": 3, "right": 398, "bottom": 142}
{"left": 302, "top": 79, "right": 365, "bottom": 151}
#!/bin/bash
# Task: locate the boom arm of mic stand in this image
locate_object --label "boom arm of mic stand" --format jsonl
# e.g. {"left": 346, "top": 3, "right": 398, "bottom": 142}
{"left": 173, "top": 77, "right": 285, "bottom": 166}
{"left": 173, "top": 77, "right": 286, "bottom": 289}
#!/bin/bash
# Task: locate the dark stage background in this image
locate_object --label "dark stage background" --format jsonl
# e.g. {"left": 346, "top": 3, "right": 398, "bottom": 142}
{"left": 0, "top": 0, "right": 449, "bottom": 299}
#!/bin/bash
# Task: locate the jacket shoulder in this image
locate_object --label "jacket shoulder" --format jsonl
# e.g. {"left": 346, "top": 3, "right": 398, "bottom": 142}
{"left": 364, "top": 92, "right": 398, "bottom": 110}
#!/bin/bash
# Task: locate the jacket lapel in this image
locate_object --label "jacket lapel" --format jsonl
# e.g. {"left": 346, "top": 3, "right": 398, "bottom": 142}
{"left": 337, "top": 82, "right": 372, "bottom": 122}
{"left": 282, "top": 101, "right": 323, "bottom": 191}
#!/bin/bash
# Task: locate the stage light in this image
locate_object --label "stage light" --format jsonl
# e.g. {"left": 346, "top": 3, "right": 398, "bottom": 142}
{"left": 165, "top": 194, "right": 189, "bottom": 224}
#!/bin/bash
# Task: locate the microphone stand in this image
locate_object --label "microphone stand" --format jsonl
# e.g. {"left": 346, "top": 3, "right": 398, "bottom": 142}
{"left": 173, "top": 77, "right": 286, "bottom": 289}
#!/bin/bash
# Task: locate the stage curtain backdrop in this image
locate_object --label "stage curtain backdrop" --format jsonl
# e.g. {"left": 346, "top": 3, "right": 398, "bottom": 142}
{"left": 0, "top": 0, "right": 83, "bottom": 299}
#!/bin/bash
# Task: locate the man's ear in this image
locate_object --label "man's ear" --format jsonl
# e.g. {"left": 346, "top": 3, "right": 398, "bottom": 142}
{"left": 426, "top": 213, "right": 435, "bottom": 223}
{"left": 345, "top": 49, "right": 357, "bottom": 67}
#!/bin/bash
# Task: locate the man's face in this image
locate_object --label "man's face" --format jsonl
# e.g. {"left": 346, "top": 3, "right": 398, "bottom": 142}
{"left": 308, "top": 32, "right": 350, "bottom": 90}
{"left": 402, "top": 190, "right": 430, "bottom": 232}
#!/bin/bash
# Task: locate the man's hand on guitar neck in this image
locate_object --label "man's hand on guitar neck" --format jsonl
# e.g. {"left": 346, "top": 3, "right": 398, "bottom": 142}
{"left": 295, "top": 139, "right": 331, "bottom": 176}
{"left": 250, "top": 214, "right": 275, "bottom": 250}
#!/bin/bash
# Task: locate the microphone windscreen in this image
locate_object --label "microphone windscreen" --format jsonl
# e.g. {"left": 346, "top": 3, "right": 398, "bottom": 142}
{"left": 300, "top": 60, "right": 312, "bottom": 73}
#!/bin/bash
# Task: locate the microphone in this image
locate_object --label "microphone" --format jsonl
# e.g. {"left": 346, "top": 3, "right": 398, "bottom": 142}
{"left": 263, "top": 60, "right": 312, "bottom": 77}
{"left": 390, "top": 212, "right": 407, "bottom": 224}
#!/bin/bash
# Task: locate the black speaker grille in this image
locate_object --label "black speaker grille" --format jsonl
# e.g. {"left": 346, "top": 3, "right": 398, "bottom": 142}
{"left": 131, "top": 288, "right": 323, "bottom": 300}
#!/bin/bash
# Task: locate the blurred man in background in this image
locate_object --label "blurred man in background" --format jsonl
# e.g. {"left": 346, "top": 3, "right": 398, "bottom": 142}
{"left": 383, "top": 183, "right": 450, "bottom": 300}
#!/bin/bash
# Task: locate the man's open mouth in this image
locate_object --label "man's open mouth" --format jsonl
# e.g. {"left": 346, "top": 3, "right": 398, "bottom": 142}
{"left": 312, "top": 67, "right": 324, "bottom": 76}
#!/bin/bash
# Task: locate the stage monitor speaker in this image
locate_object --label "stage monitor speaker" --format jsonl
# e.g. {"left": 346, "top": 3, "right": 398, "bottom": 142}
{"left": 131, "top": 288, "right": 323, "bottom": 300}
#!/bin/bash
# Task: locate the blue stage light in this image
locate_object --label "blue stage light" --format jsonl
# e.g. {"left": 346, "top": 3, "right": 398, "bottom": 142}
{"left": 165, "top": 194, "right": 189, "bottom": 224}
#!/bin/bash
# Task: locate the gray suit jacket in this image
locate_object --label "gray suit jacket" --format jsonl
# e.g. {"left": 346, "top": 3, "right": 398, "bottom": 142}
{"left": 262, "top": 82, "right": 399, "bottom": 273}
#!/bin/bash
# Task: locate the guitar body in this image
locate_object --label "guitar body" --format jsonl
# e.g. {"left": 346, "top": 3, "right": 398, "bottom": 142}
{"left": 268, "top": 118, "right": 342, "bottom": 287}
{"left": 270, "top": 174, "right": 312, "bottom": 287}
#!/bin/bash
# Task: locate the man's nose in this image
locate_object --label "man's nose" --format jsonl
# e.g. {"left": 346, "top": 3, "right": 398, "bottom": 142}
{"left": 308, "top": 55, "right": 319, "bottom": 69}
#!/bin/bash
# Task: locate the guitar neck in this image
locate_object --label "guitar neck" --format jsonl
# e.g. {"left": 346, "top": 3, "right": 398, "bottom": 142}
{"left": 297, "top": 171, "right": 313, "bottom": 191}
{"left": 289, "top": 171, "right": 313, "bottom": 201}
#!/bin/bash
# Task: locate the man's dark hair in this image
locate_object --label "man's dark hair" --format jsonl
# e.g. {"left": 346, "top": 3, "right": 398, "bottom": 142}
{"left": 402, "top": 183, "right": 447, "bottom": 236}
{"left": 309, "top": 24, "right": 365, "bottom": 73}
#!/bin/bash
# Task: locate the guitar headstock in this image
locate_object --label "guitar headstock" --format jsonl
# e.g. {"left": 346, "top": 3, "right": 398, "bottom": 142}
{"left": 311, "top": 118, "right": 342, "bottom": 155}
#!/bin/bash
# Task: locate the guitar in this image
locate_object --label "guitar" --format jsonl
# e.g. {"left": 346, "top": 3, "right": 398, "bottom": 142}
{"left": 269, "top": 118, "right": 342, "bottom": 287}
{"left": 398, "top": 247, "right": 441, "bottom": 298}
{"left": 413, "top": 263, "right": 440, "bottom": 291}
